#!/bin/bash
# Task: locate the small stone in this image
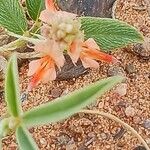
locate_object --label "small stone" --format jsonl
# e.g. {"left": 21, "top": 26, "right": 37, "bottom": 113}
{"left": 133, "top": 146, "right": 146, "bottom": 150}
{"left": 133, "top": 38, "right": 150, "bottom": 61}
{"left": 117, "top": 141, "right": 126, "bottom": 147}
{"left": 40, "top": 138, "right": 47, "bottom": 145}
{"left": 143, "top": 119, "right": 150, "bottom": 129}
{"left": 145, "top": 138, "right": 150, "bottom": 145}
{"left": 21, "top": 92, "right": 28, "bottom": 102}
{"left": 57, "top": 134, "right": 70, "bottom": 145}
{"left": 107, "top": 66, "right": 126, "bottom": 77}
{"left": 100, "top": 133, "right": 108, "bottom": 140}
{"left": 125, "top": 63, "right": 136, "bottom": 74}
{"left": 51, "top": 88, "right": 63, "bottom": 98}
{"left": 116, "top": 101, "right": 127, "bottom": 108}
{"left": 113, "top": 128, "right": 126, "bottom": 140}
{"left": 115, "top": 83, "right": 127, "bottom": 96}
{"left": 125, "top": 106, "right": 135, "bottom": 117}
{"left": 133, "top": 116, "right": 142, "bottom": 124}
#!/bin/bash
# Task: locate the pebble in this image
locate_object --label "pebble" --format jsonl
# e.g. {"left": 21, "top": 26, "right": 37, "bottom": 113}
{"left": 133, "top": 116, "right": 142, "bottom": 124}
{"left": 40, "top": 138, "right": 47, "bottom": 145}
{"left": 125, "top": 63, "right": 136, "bottom": 74}
{"left": 133, "top": 146, "right": 146, "bottom": 150}
{"left": 57, "top": 134, "right": 70, "bottom": 145}
{"left": 107, "top": 66, "right": 126, "bottom": 77}
{"left": 133, "top": 39, "right": 150, "bottom": 61}
{"left": 115, "top": 83, "right": 127, "bottom": 96}
{"left": 20, "top": 92, "right": 28, "bottom": 102}
{"left": 66, "top": 139, "right": 76, "bottom": 150}
{"left": 113, "top": 128, "right": 126, "bottom": 140}
{"left": 143, "top": 119, "right": 150, "bottom": 129}
{"left": 99, "top": 133, "right": 108, "bottom": 140}
{"left": 51, "top": 88, "right": 63, "bottom": 98}
{"left": 125, "top": 106, "right": 136, "bottom": 117}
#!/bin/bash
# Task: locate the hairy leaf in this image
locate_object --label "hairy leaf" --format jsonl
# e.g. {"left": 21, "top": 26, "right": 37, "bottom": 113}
{"left": 26, "top": 0, "right": 44, "bottom": 21}
{"left": 22, "top": 76, "right": 124, "bottom": 126}
{"left": 5, "top": 54, "right": 22, "bottom": 117}
{"left": 16, "top": 126, "right": 39, "bottom": 150}
{"left": 81, "top": 17, "right": 143, "bottom": 51}
{"left": 0, "top": 0, "right": 27, "bottom": 35}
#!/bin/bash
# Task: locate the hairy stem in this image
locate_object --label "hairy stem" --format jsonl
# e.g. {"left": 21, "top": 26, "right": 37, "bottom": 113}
{"left": 0, "top": 21, "right": 42, "bottom": 58}
{"left": 79, "top": 109, "right": 150, "bottom": 150}
{"left": 0, "top": 39, "right": 26, "bottom": 52}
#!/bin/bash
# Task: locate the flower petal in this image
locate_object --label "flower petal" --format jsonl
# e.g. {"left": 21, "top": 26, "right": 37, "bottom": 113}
{"left": 34, "top": 40, "right": 65, "bottom": 69}
{"left": 27, "top": 59, "right": 42, "bottom": 76}
{"left": 84, "top": 38, "right": 100, "bottom": 50}
{"left": 83, "top": 48, "right": 118, "bottom": 63}
{"left": 40, "top": 10, "right": 56, "bottom": 24}
{"left": 42, "top": 65, "right": 56, "bottom": 83}
{"left": 69, "top": 40, "right": 82, "bottom": 64}
{"left": 40, "top": 24, "right": 51, "bottom": 37}
{"left": 45, "top": 0, "right": 56, "bottom": 12}
{"left": 80, "top": 56, "right": 99, "bottom": 69}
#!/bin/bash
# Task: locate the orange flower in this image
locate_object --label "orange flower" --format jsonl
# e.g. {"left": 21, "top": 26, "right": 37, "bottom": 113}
{"left": 70, "top": 38, "right": 118, "bottom": 69}
{"left": 27, "top": 39, "right": 65, "bottom": 91}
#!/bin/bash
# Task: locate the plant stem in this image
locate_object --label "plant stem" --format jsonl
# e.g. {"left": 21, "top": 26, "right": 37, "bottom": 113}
{"left": 0, "top": 21, "right": 42, "bottom": 58}
{"left": 17, "top": 51, "right": 41, "bottom": 59}
{"left": 79, "top": 109, "right": 150, "bottom": 150}
{"left": 0, "top": 39, "right": 26, "bottom": 52}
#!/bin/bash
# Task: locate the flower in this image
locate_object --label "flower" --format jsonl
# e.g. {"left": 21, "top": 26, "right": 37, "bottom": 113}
{"left": 27, "top": 0, "right": 118, "bottom": 91}
{"left": 76, "top": 38, "right": 118, "bottom": 69}
{"left": 27, "top": 39, "right": 65, "bottom": 91}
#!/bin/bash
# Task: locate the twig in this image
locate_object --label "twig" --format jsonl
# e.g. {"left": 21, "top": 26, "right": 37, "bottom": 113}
{"left": 0, "top": 39, "right": 26, "bottom": 52}
{"left": 79, "top": 109, "right": 150, "bottom": 150}
{"left": 17, "top": 51, "right": 41, "bottom": 59}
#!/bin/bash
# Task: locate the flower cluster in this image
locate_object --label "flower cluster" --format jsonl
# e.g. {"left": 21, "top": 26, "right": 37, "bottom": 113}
{"left": 27, "top": 0, "right": 118, "bottom": 91}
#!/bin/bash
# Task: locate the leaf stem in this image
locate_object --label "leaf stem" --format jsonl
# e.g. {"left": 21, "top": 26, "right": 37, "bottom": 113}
{"left": 79, "top": 109, "right": 150, "bottom": 150}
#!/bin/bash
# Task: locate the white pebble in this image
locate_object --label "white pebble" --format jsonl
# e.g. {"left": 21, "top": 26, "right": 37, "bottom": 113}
{"left": 125, "top": 106, "right": 135, "bottom": 117}
{"left": 115, "top": 83, "right": 127, "bottom": 96}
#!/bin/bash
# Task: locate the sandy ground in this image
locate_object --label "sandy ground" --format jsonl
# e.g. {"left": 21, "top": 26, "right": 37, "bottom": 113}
{"left": 0, "top": 0, "right": 150, "bottom": 149}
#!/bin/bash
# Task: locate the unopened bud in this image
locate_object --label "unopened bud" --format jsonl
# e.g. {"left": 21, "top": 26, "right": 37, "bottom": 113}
{"left": 65, "top": 24, "right": 73, "bottom": 33}
{"left": 57, "top": 30, "right": 66, "bottom": 39}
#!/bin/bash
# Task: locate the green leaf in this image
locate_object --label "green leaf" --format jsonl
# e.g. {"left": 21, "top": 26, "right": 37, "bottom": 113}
{"left": 16, "top": 126, "right": 39, "bottom": 150}
{"left": 81, "top": 17, "right": 144, "bottom": 51}
{"left": 0, "top": 0, "right": 27, "bottom": 35}
{"left": 22, "top": 76, "right": 124, "bottom": 127}
{"left": 5, "top": 54, "right": 22, "bottom": 117}
{"left": 26, "top": 0, "right": 44, "bottom": 21}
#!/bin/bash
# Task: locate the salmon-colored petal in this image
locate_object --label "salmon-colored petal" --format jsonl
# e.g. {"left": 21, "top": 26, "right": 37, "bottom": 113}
{"left": 81, "top": 56, "right": 99, "bottom": 69}
{"left": 40, "top": 10, "right": 55, "bottom": 24}
{"left": 34, "top": 40, "right": 65, "bottom": 69}
{"left": 83, "top": 48, "right": 118, "bottom": 63}
{"left": 69, "top": 40, "right": 82, "bottom": 63}
{"left": 27, "top": 57, "right": 52, "bottom": 91}
{"left": 41, "top": 24, "right": 51, "bottom": 37}
{"left": 45, "top": 0, "right": 56, "bottom": 12}
{"left": 27, "top": 59, "right": 42, "bottom": 76}
{"left": 27, "top": 70, "right": 43, "bottom": 91}
{"left": 57, "top": 11, "right": 77, "bottom": 20}
{"left": 42, "top": 65, "right": 56, "bottom": 83}
{"left": 84, "top": 38, "right": 100, "bottom": 50}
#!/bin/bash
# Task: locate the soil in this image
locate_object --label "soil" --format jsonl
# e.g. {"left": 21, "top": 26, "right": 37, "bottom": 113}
{"left": 0, "top": 0, "right": 150, "bottom": 150}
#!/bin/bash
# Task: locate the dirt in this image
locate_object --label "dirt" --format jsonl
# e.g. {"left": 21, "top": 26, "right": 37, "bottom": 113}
{"left": 0, "top": 0, "right": 150, "bottom": 150}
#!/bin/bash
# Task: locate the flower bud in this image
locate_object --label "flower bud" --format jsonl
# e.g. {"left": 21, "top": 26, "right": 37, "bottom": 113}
{"left": 65, "top": 24, "right": 73, "bottom": 33}
{"left": 57, "top": 30, "right": 66, "bottom": 39}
